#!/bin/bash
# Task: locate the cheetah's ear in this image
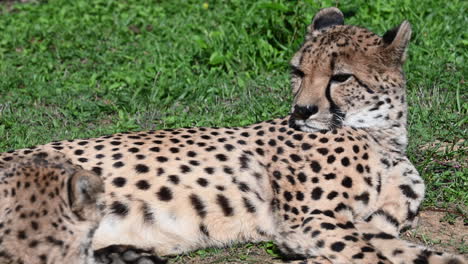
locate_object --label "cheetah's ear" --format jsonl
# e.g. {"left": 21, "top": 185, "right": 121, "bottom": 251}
{"left": 309, "top": 7, "right": 344, "bottom": 33}
{"left": 69, "top": 169, "right": 104, "bottom": 220}
{"left": 382, "top": 21, "right": 412, "bottom": 64}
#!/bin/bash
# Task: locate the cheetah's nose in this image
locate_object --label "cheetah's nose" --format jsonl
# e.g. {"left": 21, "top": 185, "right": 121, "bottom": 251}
{"left": 291, "top": 105, "right": 319, "bottom": 120}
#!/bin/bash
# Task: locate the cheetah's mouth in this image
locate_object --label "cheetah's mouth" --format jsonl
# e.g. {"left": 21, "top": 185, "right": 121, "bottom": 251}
{"left": 289, "top": 112, "right": 344, "bottom": 133}
{"left": 289, "top": 116, "right": 330, "bottom": 132}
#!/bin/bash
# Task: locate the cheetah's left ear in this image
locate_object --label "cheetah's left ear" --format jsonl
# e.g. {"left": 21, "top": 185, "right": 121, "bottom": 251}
{"left": 69, "top": 169, "right": 104, "bottom": 220}
{"left": 308, "top": 7, "right": 344, "bottom": 34}
{"left": 382, "top": 21, "right": 412, "bottom": 64}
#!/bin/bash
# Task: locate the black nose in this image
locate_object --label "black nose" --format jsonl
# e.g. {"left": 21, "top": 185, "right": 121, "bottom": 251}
{"left": 292, "top": 105, "right": 319, "bottom": 120}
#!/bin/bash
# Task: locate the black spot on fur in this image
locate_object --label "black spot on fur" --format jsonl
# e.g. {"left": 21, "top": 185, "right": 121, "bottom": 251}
{"left": 290, "top": 154, "right": 302, "bottom": 162}
{"left": 301, "top": 143, "right": 311, "bottom": 150}
{"left": 327, "top": 191, "right": 338, "bottom": 200}
{"left": 204, "top": 167, "right": 215, "bottom": 174}
{"left": 375, "top": 232, "right": 395, "bottom": 239}
{"left": 94, "top": 145, "right": 105, "bottom": 150}
{"left": 135, "top": 164, "right": 149, "bottom": 174}
{"left": 91, "top": 166, "right": 102, "bottom": 176}
{"left": 224, "top": 144, "right": 235, "bottom": 151}
{"left": 141, "top": 203, "right": 154, "bottom": 223}
{"left": 341, "top": 176, "right": 353, "bottom": 188}
{"left": 297, "top": 172, "right": 307, "bottom": 183}
{"left": 399, "top": 184, "right": 419, "bottom": 199}
{"left": 321, "top": 223, "right": 335, "bottom": 230}
{"left": 110, "top": 201, "right": 129, "bottom": 216}
{"left": 341, "top": 157, "right": 350, "bottom": 166}
{"left": 311, "top": 187, "right": 323, "bottom": 200}
{"left": 310, "top": 161, "right": 322, "bottom": 173}
{"left": 112, "top": 177, "right": 127, "bottom": 187}
{"left": 242, "top": 197, "right": 256, "bottom": 213}
{"left": 215, "top": 154, "right": 228, "bottom": 161}
{"left": 199, "top": 224, "right": 210, "bottom": 237}
{"left": 190, "top": 194, "right": 207, "bottom": 218}
{"left": 327, "top": 155, "right": 336, "bottom": 164}
{"left": 352, "top": 253, "right": 364, "bottom": 259}
{"left": 331, "top": 242, "right": 345, "bottom": 252}
{"left": 180, "top": 165, "right": 191, "bottom": 173}
{"left": 136, "top": 180, "right": 151, "bottom": 190}
{"left": 283, "top": 191, "right": 293, "bottom": 202}
{"left": 344, "top": 235, "right": 358, "bottom": 242}
{"left": 356, "top": 164, "right": 364, "bottom": 173}
{"left": 168, "top": 175, "right": 180, "bottom": 185}
{"left": 112, "top": 153, "right": 123, "bottom": 160}
{"left": 335, "top": 147, "right": 344, "bottom": 153}
{"left": 354, "top": 192, "right": 370, "bottom": 205}
{"left": 324, "top": 173, "right": 336, "bottom": 180}
{"left": 156, "top": 186, "right": 173, "bottom": 201}
{"left": 156, "top": 156, "right": 168, "bottom": 162}
{"left": 317, "top": 148, "right": 329, "bottom": 155}
{"left": 216, "top": 194, "right": 234, "bottom": 216}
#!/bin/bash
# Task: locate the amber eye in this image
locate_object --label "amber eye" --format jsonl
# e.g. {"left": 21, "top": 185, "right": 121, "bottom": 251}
{"left": 291, "top": 66, "right": 305, "bottom": 78}
{"left": 331, "top": 74, "right": 352, "bottom": 83}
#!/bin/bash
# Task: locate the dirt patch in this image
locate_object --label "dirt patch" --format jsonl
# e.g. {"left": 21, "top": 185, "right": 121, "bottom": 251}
{"left": 168, "top": 210, "right": 466, "bottom": 263}
{"left": 404, "top": 210, "right": 467, "bottom": 258}
{"left": 420, "top": 139, "right": 467, "bottom": 168}
{"left": 421, "top": 139, "right": 466, "bottom": 153}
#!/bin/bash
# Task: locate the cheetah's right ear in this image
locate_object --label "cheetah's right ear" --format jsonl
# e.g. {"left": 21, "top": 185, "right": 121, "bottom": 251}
{"left": 68, "top": 169, "right": 104, "bottom": 220}
{"left": 308, "top": 7, "right": 344, "bottom": 34}
{"left": 382, "top": 21, "right": 412, "bottom": 64}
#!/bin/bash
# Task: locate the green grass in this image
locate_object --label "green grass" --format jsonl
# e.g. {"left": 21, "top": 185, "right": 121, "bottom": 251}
{"left": 0, "top": 0, "right": 466, "bottom": 209}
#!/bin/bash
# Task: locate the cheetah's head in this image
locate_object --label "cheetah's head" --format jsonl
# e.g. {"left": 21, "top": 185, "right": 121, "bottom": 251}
{"left": 289, "top": 7, "right": 411, "bottom": 134}
{"left": 0, "top": 153, "right": 105, "bottom": 264}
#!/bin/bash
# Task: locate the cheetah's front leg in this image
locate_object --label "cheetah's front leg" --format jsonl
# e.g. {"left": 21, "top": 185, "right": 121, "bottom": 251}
{"left": 273, "top": 209, "right": 392, "bottom": 264}
{"left": 276, "top": 256, "right": 332, "bottom": 264}
{"left": 94, "top": 245, "right": 167, "bottom": 264}
{"left": 355, "top": 162, "right": 466, "bottom": 264}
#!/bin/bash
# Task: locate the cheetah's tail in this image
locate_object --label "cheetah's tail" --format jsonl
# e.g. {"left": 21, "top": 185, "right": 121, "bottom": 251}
{"left": 356, "top": 222, "right": 466, "bottom": 264}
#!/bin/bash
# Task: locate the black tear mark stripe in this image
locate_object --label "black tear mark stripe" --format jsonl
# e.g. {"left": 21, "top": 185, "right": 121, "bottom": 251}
{"left": 325, "top": 80, "right": 345, "bottom": 128}
{"left": 354, "top": 77, "right": 375, "bottom": 94}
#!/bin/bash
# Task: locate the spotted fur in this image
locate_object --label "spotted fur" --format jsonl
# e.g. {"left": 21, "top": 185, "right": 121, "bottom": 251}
{"left": 0, "top": 7, "right": 465, "bottom": 264}
{"left": 0, "top": 152, "right": 104, "bottom": 264}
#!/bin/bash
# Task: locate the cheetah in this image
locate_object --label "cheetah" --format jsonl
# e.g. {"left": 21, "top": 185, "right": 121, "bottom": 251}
{"left": 1, "top": 7, "right": 466, "bottom": 264}
{"left": 0, "top": 152, "right": 164, "bottom": 264}
{"left": 0, "top": 151, "right": 104, "bottom": 264}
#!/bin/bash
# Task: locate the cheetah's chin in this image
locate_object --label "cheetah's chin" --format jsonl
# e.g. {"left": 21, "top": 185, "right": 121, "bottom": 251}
{"left": 297, "top": 123, "right": 329, "bottom": 133}
{"left": 291, "top": 119, "right": 330, "bottom": 133}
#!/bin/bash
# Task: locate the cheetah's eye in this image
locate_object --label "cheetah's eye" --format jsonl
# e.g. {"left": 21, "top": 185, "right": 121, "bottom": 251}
{"left": 291, "top": 66, "right": 305, "bottom": 78}
{"left": 330, "top": 74, "right": 352, "bottom": 83}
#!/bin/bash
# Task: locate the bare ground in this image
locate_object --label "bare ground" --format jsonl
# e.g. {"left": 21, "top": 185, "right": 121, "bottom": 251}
{"left": 168, "top": 210, "right": 467, "bottom": 263}
{"left": 404, "top": 210, "right": 467, "bottom": 257}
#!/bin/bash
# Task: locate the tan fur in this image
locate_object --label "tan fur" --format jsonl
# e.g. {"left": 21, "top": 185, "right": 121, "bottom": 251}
{"left": 0, "top": 152, "right": 103, "bottom": 264}
{"left": 0, "top": 7, "right": 465, "bottom": 264}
